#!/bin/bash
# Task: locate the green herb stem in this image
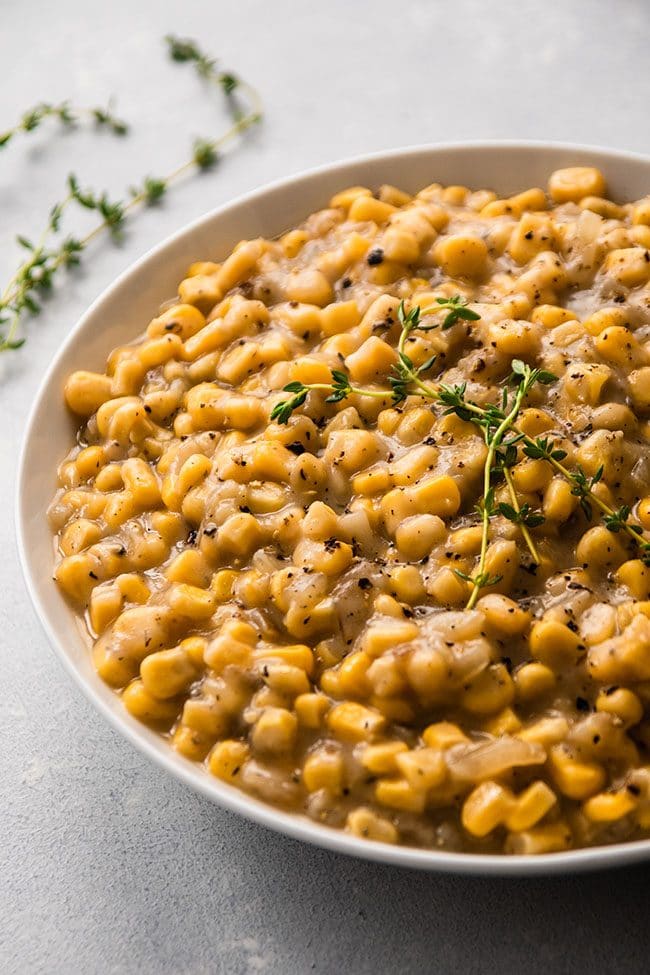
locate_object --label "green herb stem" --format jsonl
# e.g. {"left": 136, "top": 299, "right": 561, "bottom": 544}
{"left": 0, "top": 101, "right": 128, "bottom": 150}
{"left": 464, "top": 381, "right": 528, "bottom": 609}
{"left": 0, "top": 39, "right": 262, "bottom": 355}
{"left": 503, "top": 464, "right": 541, "bottom": 564}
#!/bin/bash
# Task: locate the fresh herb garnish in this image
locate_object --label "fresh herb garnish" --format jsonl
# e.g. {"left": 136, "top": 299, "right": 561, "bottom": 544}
{"left": 0, "top": 37, "right": 262, "bottom": 354}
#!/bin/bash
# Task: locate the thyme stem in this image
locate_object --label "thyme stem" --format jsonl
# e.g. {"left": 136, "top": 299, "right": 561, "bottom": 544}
{"left": 0, "top": 101, "right": 128, "bottom": 150}
{"left": 503, "top": 464, "right": 541, "bottom": 564}
{"left": 465, "top": 380, "right": 528, "bottom": 610}
{"left": 0, "top": 38, "right": 262, "bottom": 356}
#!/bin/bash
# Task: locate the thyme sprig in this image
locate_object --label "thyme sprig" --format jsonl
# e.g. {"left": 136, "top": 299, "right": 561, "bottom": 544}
{"left": 270, "top": 295, "right": 650, "bottom": 590}
{"left": 519, "top": 435, "right": 650, "bottom": 560}
{"left": 0, "top": 39, "right": 262, "bottom": 355}
{"left": 447, "top": 359, "right": 554, "bottom": 607}
{"left": 0, "top": 100, "right": 128, "bottom": 150}
{"left": 270, "top": 373, "right": 388, "bottom": 425}
{"left": 165, "top": 35, "right": 262, "bottom": 124}
{"left": 442, "top": 396, "right": 650, "bottom": 565}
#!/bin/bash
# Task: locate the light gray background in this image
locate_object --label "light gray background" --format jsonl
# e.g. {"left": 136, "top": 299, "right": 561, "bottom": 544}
{"left": 2, "top": 1, "right": 650, "bottom": 972}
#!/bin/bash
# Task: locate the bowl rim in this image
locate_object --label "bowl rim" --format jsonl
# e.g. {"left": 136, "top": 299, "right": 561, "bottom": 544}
{"left": 17, "top": 138, "right": 650, "bottom": 875}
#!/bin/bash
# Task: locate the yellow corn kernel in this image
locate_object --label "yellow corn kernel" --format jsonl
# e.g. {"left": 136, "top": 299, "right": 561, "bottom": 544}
{"left": 461, "top": 781, "right": 515, "bottom": 837}
{"left": 389, "top": 444, "right": 439, "bottom": 486}
{"left": 530, "top": 305, "right": 575, "bottom": 328}
{"left": 60, "top": 519, "right": 102, "bottom": 556}
{"left": 172, "top": 725, "right": 213, "bottom": 761}
{"left": 89, "top": 585, "right": 123, "bottom": 636}
{"left": 482, "top": 707, "right": 522, "bottom": 736}
{"left": 617, "top": 559, "right": 650, "bottom": 599}
{"left": 514, "top": 662, "right": 556, "bottom": 702}
{"left": 508, "top": 213, "right": 556, "bottom": 264}
{"left": 382, "top": 225, "right": 421, "bottom": 263}
{"left": 260, "top": 648, "right": 315, "bottom": 679}
{"left": 395, "top": 407, "right": 435, "bottom": 445}
{"left": 631, "top": 197, "right": 650, "bottom": 225}
{"left": 543, "top": 476, "right": 577, "bottom": 522}
{"left": 510, "top": 187, "right": 548, "bottom": 213}
{"left": 375, "top": 777, "right": 426, "bottom": 814}
{"left": 395, "top": 513, "right": 446, "bottom": 561}
{"left": 150, "top": 511, "right": 184, "bottom": 547}
{"left": 303, "top": 748, "right": 345, "bottom": 793}
{"left": 511, "top": 458, "right": 552, "bottom": 494}
{"left": 447, "top": 525, "right": 483, "bottom": 556}
{"left": 461, "top": 663, "right": 514, "bottom": 715}
{"left": 284, "top": 268, "right": 333, "bottom": 306}
{"left": 604, "top": 248, "right": 650, "bottom": 288}
{"left": 583, "top": 306, "right": 628, "bottom": 336}
{"left": 64, "top": 370, "right": 114, "bottom": 416}
{"left": 330, "top": 186, "right": 372, "bottom": 209}
{"left": 55, "top": 553, "right": 100, "bottom": 605}
{"left": 353, "top": 466, "right": 391, "bottom": 496}
{"left": 529, "top": 619, "right": 584, "bottom": 668}
{"left": 294, "top": 693, "right": 330, "bottom": 728}
{"left": 280, "top": 229, "right": 310, "bottom": 258}
{"left": 505, "top": 781, "right": 557, "bottom": 831}
{"left": 215, "top": 239, "right": 264, "bottom": 295}
{"left": 517, "top": 716, "right": 569, "bottom": 749}
{"left": 427, "top": 566, "right": 469, "bottom": 606}
{"left": 628, "top": 367, "right": 650, "bottom": 412}
{"left": 211, "top": 569, "right": 237, "bottom": 601}
{"left": 293, "top": 537, "right": 354, "bottom": 576}
{"left": 92, "top": 640, "right": 138, "bottom": 688}
{"left": 371, "top": 696, "right": 415, "bottom": 724}
{"left": 410, "top": 475, "right": 461, "bottom": 519}
{"left": 596, "top": 687, "right": 643, "bottom": 727}
{"left": 549, "top": 166, "right": 606, "bottom": 203}
{"left": 385, "top": 564, "right": 426, "bottom": 604}
{"left": 75, "top": 445, "right": 106, "bottom": 480}
{"left": 148, "top": 302, "right": 206, "bottom": 340}
{"left": 122, "top": 679, "right": 181, "bottom": 725}
{"left": 320, "top": 299, "right": 361, "bottom": 336}
{"left": 360, "top": 741, "right": 409, "bottom": 775}
{"left": 395, "top": 748, "right": 446, "bottom": 790}
{"left": 595, "top": 325, "right": 644, "bottom": 366}
{"left": 433, "top": 234, "right": 489, "bottom": 280}
{"left": 379, "top": 183, "right": 412, "bottom": 206}
{"left": 372, "top": 593, "right": 409, "bottom": 618}
{"left": 182, "top": 696, "right": 230, "bottom": 738}
{"left": 346, "top": 807, "right": 398, "bottom": 844}
{"left": 208, "top": 740, "right": 250, "bottom": 782}
{"left": 252, "top": 707, "right": 298, "bottom": 754}
{"left": 140, "top": 646, "right": 198, "bottom": 699}
{"left": 284, "top": 597, "right": 337, "bottom": 639}
{"left": 476, "top": 593, "right": 531, "bottom": 636}
{"left": 361, "top": 620, "right": 419, "bottom": 658}
{"left": 168, "top": 583, "right": 216, "bottom": 620}
{"left": 344, "top": 336, "right": 397, "bottom": 384}
{"left": 576, "top": 525, "right": 627, "bottom": 570}
{"left": 422, "top": 722, "right": 469, "bottom": 749}
{"left": 338, "top": 651, "right": 372, "bottom": 698}
{"left": 548, "top": 746, "right": 605, "bottom": 799}
{"left": 583, "top": 791, "right": 637, "bottom": 823}
{"left": 327, "top": 701, "right": 385, "bottom": 742}
{"left": 261, "top": 661, "right": 310, "bottom": 697}
{"left": 178, "top": 273, "right": 222, "bottom": 313}
{"left": 638, "top": 497, "right": 650, "bottom": 531}
{"left": 348, "top": 195, "right": 396, "bottom": 223}
{"left": 216, "top": 512, "right": 264, "bottom": 559}
{"left": 165, "top": 549, "right": 212, "bottom": 588}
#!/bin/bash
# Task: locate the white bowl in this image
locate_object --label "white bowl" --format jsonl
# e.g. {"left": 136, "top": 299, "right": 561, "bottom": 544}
{"left": 17, "top": 141, "right": 650, "bottom": 875}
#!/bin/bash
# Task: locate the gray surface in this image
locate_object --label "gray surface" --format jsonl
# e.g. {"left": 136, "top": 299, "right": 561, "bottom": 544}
{"left": 2, "top": 0, "right": 650, "bottom": 971}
